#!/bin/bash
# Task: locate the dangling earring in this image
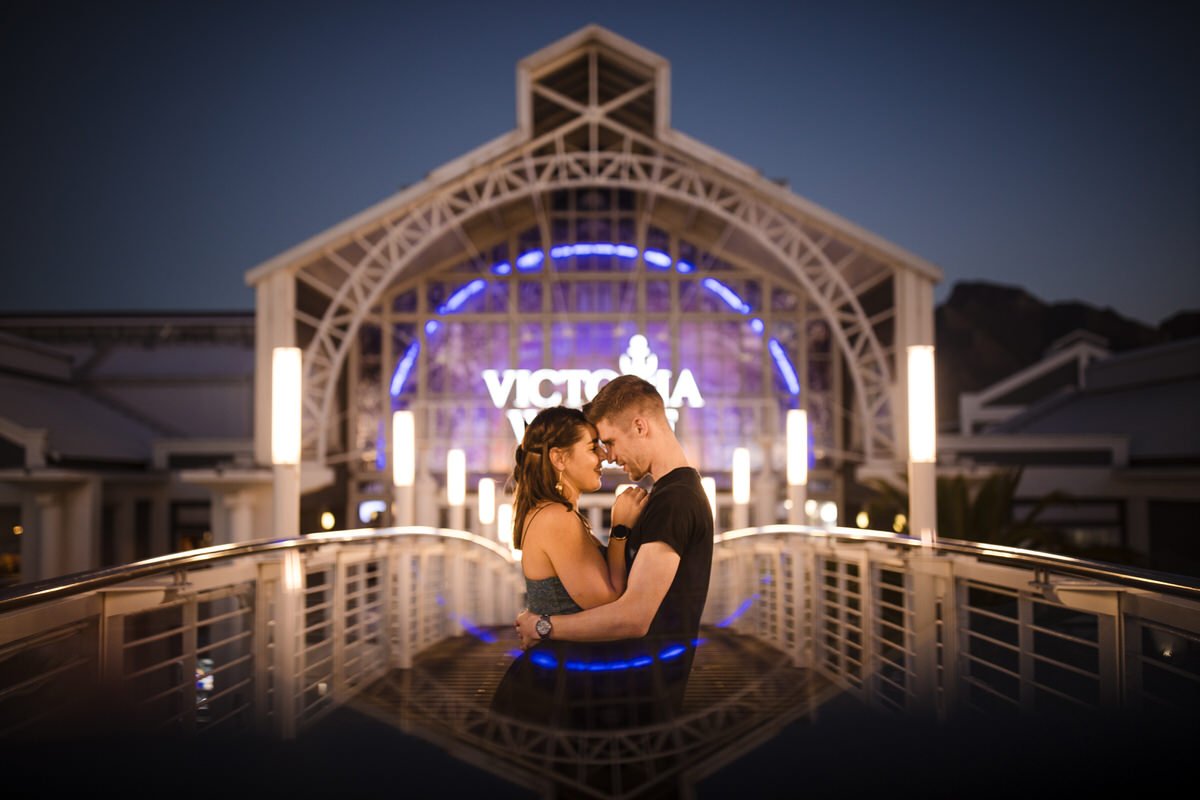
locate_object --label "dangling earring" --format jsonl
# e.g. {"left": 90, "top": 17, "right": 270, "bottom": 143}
{"left": 555, "top": 470, "right": 564, "bottom": 494}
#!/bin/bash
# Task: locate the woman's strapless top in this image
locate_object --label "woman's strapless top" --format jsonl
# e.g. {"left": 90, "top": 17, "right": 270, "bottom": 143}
{"left": 525, "top": 575, "right": 583, "bottom": 615}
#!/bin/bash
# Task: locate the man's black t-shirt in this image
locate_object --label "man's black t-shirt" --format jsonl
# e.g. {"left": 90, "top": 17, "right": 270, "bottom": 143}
{"left": 627, "top": 466, "right": 713, "bottom": 645}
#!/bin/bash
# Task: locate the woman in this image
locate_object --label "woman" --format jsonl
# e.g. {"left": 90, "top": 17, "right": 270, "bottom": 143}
{"left": 510, "top": 406, "right": 647, "bottom": 620}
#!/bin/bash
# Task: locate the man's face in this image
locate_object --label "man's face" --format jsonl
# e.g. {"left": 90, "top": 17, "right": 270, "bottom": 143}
{"left": 596, "top": 417, "right": 647, "bottom": 481}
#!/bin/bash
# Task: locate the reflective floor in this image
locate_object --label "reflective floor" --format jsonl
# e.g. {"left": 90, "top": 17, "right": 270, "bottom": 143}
{"left": 7, "top": 627, "right": 1196, "bottom": 798}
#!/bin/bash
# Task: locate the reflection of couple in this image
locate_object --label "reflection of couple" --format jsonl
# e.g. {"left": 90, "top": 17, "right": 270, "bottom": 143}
{"left": 491, "top": 375, "right": 713, "bottom": 728}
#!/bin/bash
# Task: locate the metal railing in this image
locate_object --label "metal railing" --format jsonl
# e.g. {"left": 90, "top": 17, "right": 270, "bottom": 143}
{"left": 0, "top": 527, "right": 522, "bottom": 739}
{"left": 711, "top": 525, "right": 1200, "bottom": 718}
{"left": 2, "top": 524, "right": 1198, "bottom": 741}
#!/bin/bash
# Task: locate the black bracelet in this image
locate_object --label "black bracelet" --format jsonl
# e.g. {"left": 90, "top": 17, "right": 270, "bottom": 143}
{"left": 610, "top": 524, "right": 631, "bottom": 541}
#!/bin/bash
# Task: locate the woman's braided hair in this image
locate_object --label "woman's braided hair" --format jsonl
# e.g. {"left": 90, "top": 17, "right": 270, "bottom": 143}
{"left": 510, "top": 406, "right": 594, "bottom": 550}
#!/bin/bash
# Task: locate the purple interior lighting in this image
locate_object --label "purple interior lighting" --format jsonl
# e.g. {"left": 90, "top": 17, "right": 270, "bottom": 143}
{"left": 676, "top": 260, "right": 695, "bottom": 273}
{"left": 491, "top": 262, "right": 512, "bottom": 275}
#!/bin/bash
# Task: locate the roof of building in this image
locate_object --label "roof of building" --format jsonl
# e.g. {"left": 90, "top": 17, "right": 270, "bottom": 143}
{"left": 993, "top": 337, "right": 1200, "bottom": 460}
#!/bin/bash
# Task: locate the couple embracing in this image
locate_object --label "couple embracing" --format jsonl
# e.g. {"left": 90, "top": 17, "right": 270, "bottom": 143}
{"left": 491, "top": 374, "right": 713, "bottom": 727}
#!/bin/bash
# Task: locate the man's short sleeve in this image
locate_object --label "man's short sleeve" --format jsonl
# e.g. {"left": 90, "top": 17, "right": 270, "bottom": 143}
{"left": 635, "top": 484, "right": 693, "bottom": 556}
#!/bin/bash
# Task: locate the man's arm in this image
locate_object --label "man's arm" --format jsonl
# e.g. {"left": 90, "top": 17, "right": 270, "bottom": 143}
{"left": 517, "top": 541, "right": 679, "bottom": 646}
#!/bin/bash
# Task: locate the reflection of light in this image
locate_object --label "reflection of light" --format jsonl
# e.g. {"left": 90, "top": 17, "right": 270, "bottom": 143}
{"left": 856, "top": 511, "right": 869, "bottom": 529}
{"left": 12, "top": 525, "right": 22, "bottom": 536}
{"left": 389, "top": 341, "right": 420, "bottom": 397}
{"left": 893, "top": 513, "right": 907, "bottom": 533}
{"left": 717, "top": 593, "right": 759, "bottom": 627}
{"left": 659, "top": 644, "right": 686, "bottom": 661}
{"left": 491, "top": 261, "right": 512, "bottom": 275}
{"left": 392, "top": 410, "right": 415, "bottom": 487}
{"left": 768, "top": 339, "right": 801, "bottom": 395}
{"left": 437, "top": 278, "right": 486, "bottom": 314}
{"left": 516, "top": 250, "right": 544, "bottom": 270}
{"left": 644, "top": 249, "right": 672, "bottom": 268}
{"left": 447, "top": 449, "right": 465, "bottom": 507}
{"left": 478, "top": 478, "right": 495, "bottom": 525}
{"left": 425, "top": 320, "right": 440, "bottom": 335}
{"left": 459, "top": 617, "right": 497, "bottom": 643}
{"left": 819, "top": 502, "right": 838, "bottom": 525}
{"left": 676, "top": 260, "right": 695, "bottom": 273}
{"left": 732, "top": 448, "right": 750, "bottom": 505}
{"left": 702, "top": 277, "right": 751, "bottom": 313}
{"left": 530, "top": 651, "right": 557, "bottom": 668}
{"left": 320, "top": 511, "right": 335, "bottom": 531}
{"left": 282, "top": 550, "right": 303, "bottom": 592}
{"left": 749, "top": 317, "right": 764, "bottom": 334}
{"left": 358, "top": 500, "right": 387, "bottom": 524}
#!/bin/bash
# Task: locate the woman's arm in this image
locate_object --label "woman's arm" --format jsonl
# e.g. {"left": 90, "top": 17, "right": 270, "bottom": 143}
{"left": 526, "top": 505, "right": 622, "bottom": 609}
{"left": 603, "top": 486, "right": 648, "bottom": 596}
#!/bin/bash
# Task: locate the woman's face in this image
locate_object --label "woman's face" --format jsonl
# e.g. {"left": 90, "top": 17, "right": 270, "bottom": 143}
{"left": 558, "top": 424, "right": 603, "bottom": 496}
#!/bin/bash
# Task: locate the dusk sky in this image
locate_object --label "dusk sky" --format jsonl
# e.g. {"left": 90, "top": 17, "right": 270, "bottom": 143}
{"left": 2, "top": 0, "right": 1196, "bottom": 326}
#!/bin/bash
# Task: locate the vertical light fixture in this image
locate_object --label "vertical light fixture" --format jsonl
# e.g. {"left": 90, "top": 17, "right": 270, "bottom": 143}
{"left": 271, "top": 347, "right": 301, "bottom": 539}
{"left": 447, "top": 448, "right": 466, "bottom": 530}
{"left": 786, "top": 409, "right": 808, "bottom": 525}
{"left": 731, "top": 447, "right": 750, "bottom": 529}
{"left": 907, "top": 345, "right": 938, "bottom": 546}
{"left": 478, "top": 477, "right": 496, "bottom": 526}
{"left": 497, "top": 502, "right": 517, "bottom": 559}
{"left": 271, "top": 348, "right": 302, "bottom": 466}
{"left": 392, "top": 410, "right": 415, "bottom": 526}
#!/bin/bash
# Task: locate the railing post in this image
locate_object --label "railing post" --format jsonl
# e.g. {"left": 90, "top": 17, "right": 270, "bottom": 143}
{"left": 395, "top": 546, "right": 413, "bottom": 668}
{"left": 274, "top": 548, "right": 303, "bottom": 739}
{"left": 331, "top": 551, "right": 347, "bottom": 701}
{"left": 908, "top": 552, "right": 952, "bottom": 718}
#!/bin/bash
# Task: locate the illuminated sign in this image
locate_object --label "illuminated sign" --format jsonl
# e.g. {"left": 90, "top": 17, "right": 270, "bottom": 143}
{"left": 482, "top": 335, "right": 704, "bottom": 440}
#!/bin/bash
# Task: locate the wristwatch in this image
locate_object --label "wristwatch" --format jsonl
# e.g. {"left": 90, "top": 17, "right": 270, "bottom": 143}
{"left": 535, "top": 614, "right": 552, "bottom": 640}
{"left": 610, "top": 524, "right": 631, "bottom": 541}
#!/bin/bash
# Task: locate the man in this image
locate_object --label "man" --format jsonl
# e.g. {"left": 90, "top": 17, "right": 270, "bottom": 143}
{"left": 515, "top": 375, "right": 714, "bottom": 701}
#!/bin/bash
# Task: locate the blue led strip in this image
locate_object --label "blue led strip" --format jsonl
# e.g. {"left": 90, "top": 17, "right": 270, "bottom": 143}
{"left": 701, "top": 277, "right": 751, "bottom": 314}
{"left": 524, "top": 641, "right": 699, "bottom": 672}
{"left": 389, "top": 340, "right": 420, "bottom": 397}
{"left": 768, "top": 339, "right": 801, "bottom": 395}
{"left": 437, "top": 278, "right": 486, "bottom": 314}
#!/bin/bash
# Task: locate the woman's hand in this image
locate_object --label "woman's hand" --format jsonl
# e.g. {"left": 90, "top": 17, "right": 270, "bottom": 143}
{"left": 515, "top": 609, "right": 539, "bottom": 649}
{"left": 611, "top": 486, "right": 649, "bottom": 528}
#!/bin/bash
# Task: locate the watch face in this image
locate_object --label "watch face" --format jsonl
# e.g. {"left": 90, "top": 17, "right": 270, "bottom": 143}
{"left": 535, "top": 617, "right": 551, "bottom": 637}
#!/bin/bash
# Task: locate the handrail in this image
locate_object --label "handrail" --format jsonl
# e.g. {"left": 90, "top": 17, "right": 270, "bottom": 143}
{"left": 0, "top": 526, "right": 517, "bottom": 615}
{"left": 5, "top": 523, "right": 1197, "bottom": 616}
{"left": 718, "top": 524, "right": 1200, "bottom": 600}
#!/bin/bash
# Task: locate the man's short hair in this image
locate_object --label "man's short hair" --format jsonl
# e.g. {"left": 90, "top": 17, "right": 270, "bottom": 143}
{"left": 583, "top": 374, "right": 666, "bottom": 426}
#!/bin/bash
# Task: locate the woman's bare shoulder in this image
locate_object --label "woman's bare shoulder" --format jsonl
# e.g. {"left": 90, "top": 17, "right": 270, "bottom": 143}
{"left": 523, "top": 503, "right": 583, "bottom": 543}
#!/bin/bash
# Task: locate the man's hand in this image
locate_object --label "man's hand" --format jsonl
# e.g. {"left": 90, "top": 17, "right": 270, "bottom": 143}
{"left": 612, "top": 485, "right": 649, "bottom": 528}
{"left": 515, "top": 608, "right": 539, "bottom": 649}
